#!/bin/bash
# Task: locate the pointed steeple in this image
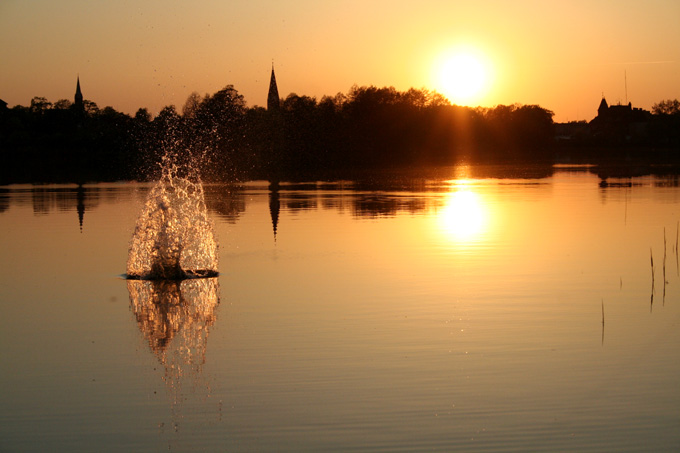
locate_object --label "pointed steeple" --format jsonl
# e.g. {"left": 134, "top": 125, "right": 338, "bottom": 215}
{"left": 267, "top": 64, "right": 280, "bottom": 111}
{"left": 74, "top": 76, "right": 84, "bottom": 111}
{"left": 597, "top": 95, "right": 608, "bottom": 118}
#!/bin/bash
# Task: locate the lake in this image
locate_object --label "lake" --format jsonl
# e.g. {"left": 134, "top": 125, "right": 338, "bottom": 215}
{"left": 1, "top": 164, "right": 679, "bottom": 452}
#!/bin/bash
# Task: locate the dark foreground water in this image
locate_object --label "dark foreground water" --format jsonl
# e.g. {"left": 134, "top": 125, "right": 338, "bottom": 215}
{"left": 1, "top": 165, "right": 679, "bottom": 452}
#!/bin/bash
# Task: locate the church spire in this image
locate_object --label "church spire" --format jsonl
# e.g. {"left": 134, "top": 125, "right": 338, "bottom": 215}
{"left": 598, "top": 95, "right": 608, "bottom": 117}
{"left": 74, "top": 76, "right": 84, "bottom": 111}
{"left": 267, "top": 64, "right": 280, "bottom": 111}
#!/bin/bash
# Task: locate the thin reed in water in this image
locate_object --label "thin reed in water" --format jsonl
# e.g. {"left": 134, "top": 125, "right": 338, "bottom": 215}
{"left": 651, "top": 248, "right": 656, "bottom": 311}
{"left": 664, "top": 228, "right": 667, "bottom": 283}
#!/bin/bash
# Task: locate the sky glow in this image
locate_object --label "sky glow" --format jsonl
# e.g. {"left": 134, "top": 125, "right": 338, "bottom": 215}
{"left": 0, "top": 0, "right": 678, "bottom": 122}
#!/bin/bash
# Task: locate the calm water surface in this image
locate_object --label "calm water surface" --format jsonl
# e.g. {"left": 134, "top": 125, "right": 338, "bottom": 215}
{"left": 1, "top": 165, "right": 679, "bottom": 452}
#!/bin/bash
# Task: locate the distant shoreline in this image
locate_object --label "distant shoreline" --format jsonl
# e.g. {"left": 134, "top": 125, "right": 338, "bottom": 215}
{"left": 4, "top": 156, "right": 680, "bottom": 187}
{"left": 2, "top": 85, "right": 678, "bottom": 185}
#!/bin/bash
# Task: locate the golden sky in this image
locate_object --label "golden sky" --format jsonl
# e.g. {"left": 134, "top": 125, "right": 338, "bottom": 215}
{"left": 1, "top": 0, "right": 678, "bottom": 122}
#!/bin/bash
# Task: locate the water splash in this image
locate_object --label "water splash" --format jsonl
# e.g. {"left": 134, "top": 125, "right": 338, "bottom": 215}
{"left": 126, "top": 164, "right": 219, "bottom": 280}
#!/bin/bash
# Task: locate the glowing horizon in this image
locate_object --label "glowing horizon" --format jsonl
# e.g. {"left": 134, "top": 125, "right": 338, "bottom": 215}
{"left": 0, "top": 1, "right": 678, "bottom": 122}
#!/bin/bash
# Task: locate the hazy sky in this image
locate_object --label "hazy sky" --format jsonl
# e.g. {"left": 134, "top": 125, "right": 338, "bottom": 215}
{"left": 1, "top": 0, "right": 678, "bottom": 122}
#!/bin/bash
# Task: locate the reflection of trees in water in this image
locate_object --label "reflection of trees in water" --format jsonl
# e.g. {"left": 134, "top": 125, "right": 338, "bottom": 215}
{"left": 0, "top": 190, "right": 9, "bottom": 214}
{"left": 353, "top": 195, "right": 430, "bottom": 218}
{"left": 0, "top": 185, "right": 152, "bottom": 232}
{"left": 203, "top": 186, "right": 246, "bottom": 223}
{"left": 30, "top": 186, "right": 101, "bottom": 216}
{"left": 28, "top": 186, "right": 104, "bottom": 232}
{"left": 127, "top": 278, "right": 220, "bottom": 411}
{"left": 285, "top": 193, "right": 318, "bottom": 212}
{"left": 192, "top": 164, "right": 680, "bottom": 228}
{"left": 0, "top": 185, "right": 135, "bottom": 232}
{"left": 0, "top": 165, "right": 564, "bottom": 235}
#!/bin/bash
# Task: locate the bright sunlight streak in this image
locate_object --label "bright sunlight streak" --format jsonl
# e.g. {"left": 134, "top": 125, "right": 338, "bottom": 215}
{"left": 434, "top": 48, "right": 492, "bottom": 106}
{"left": 438, "top": 188, "right": 487, "bottom": 243}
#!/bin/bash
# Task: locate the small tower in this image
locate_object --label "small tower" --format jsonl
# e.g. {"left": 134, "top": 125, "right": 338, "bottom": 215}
{"left": 74, "top": 76, "right": 84, "bottom": 111}
{"left": 597, "top": 96, "right": 608, "bottom": 118}
{"left": 267, "top": 64, "right": 280, "bottom": 111}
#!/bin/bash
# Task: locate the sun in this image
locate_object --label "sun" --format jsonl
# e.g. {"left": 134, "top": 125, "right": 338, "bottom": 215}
{"left": 434, "top": 49, "right": 491, "bottom": 106}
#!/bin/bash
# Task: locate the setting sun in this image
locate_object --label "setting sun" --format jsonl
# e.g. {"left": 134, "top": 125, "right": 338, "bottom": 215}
{"left": 434, "top": 49, "right": 492, "bottom": 106}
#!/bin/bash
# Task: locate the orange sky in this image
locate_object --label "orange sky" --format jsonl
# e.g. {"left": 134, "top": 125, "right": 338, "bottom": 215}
{"left": 1, "top": 0, "right": 678, "bottom": 122}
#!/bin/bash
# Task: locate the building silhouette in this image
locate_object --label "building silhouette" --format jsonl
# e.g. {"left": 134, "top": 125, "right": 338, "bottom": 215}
{"left": 267, "top": 64, "right": 280, "bottom": 112}
{"left": 590, "top": 96, "right": 651, "bottom": 142}
{"left": 74, "top": 76, "right": 84, "bottom": 112}
{"left": 595, "top": 97, "right": 649, "bottom": 122}
{"left": 264, "top": 64, "right": 285, "bottom": 184}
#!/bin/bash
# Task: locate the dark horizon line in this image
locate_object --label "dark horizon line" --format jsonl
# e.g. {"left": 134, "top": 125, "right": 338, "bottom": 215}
{"left": 6, "top": 78, "right": 669, "bottom": 122}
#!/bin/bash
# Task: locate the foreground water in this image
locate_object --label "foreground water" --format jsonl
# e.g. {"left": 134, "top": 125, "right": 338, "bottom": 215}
{"left": 1, "top": 165, "right": 679, "bottom": 452}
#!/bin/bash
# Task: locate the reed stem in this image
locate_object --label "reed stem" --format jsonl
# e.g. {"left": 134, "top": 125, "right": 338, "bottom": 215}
{"left": 651, "top": 248, "right": 655, "bottom": 292}
{"left": 663, "top": 228, "right": 667, "bottom": 282}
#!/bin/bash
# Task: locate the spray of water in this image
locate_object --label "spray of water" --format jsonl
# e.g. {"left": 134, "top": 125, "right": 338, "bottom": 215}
{"left": 126, "top": 159, "right": 219, "bottom": 280}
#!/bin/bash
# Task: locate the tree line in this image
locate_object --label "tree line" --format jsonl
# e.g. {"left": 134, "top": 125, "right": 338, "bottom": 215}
{"left": 1, "top": 85, "right": 678, "bottom": 184}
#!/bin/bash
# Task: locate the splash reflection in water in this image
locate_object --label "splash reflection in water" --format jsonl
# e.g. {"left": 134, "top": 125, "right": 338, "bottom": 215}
{"left": 127, "top": 278, "right": 220, "bottom": 399}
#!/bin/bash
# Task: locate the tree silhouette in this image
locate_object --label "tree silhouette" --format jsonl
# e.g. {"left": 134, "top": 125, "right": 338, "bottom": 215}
{"left": 30, "top": 97, "right": 52, "bottom": 114}
{"left": 5, "top": 82, "right": 678, "bottom": 185}
{"left": 188, "top": 85, "right": 249, "bottom": 180}
{"left": 652, "top": 99, "right": 680, "bottom": 116}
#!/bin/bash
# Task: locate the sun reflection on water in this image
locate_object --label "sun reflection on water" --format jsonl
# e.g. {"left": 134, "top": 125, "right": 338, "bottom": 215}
{"left": 437, "top": 184, "right": 489, "bottom": 244}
